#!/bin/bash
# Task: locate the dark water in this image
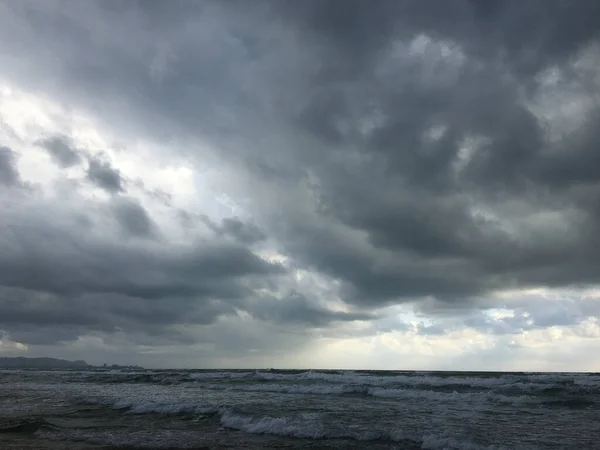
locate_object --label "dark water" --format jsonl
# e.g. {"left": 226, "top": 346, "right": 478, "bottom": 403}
{"left": 1, "top": 369, "right": 599, "bottom": 449}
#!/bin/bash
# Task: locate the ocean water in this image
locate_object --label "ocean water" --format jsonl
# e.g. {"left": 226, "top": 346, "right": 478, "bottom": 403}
{"left": 1, "top": 369, "right": 599, "bottom": 449}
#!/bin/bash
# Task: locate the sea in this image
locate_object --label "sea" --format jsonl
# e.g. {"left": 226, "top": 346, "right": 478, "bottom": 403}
{"left": 1, "top": 369, "right": 599, "bottom": 449}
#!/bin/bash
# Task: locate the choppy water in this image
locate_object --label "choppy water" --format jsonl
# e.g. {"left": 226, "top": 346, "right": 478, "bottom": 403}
{"left": 1, "top": 369, "right": 599, "bottom": 449}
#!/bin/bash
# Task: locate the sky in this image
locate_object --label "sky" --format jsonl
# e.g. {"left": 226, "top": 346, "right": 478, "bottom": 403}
{"left": 1, "top": 0, "right": 600, "bottom": 371}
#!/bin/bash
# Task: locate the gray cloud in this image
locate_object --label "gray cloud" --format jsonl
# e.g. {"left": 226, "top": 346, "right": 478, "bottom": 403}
{"left": 279, "top": 0, "right": 600, "bottom": 78}
{"left": 220, "top": 217, "right": 267, "bottom": 245}
{"left": 111, "top": 197, "right": 157, "bottom": 239}
{"left": 0, "top": 192, "right": 366, "bottom": 347}
{"left": 248, "top": 1, "right": 600, "bottom": 307}
{"left": 36, "top": 135, "right": 82, "bottom": 168}
{"left": 0, "top": 286, "right": 237, "bottom": 345}
{"left": 244, "top": 291, "right": 374, "bottom": 327}
{"left": 202, "top": 216, "right": 267, "bottom": 245}
{"left": 87, "top": 158, "right": 124, "bottom": 193}
{"left": 1, "top": 0, "right": 600, "bottom": 365}
{"left": 0, "top": 201, "right": 282, "bottom": 301}
{"left": 0, "top": 146, "right": 20, "bottom": 187}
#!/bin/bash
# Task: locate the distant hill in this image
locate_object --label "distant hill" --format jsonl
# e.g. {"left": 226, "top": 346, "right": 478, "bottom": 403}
{"left": 0, "top": 356, "right": 90, "bottom": 369}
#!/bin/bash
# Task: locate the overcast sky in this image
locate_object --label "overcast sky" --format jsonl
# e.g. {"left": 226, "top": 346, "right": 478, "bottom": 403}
{"left": 1, "top": 0, "right": 600, "bottom": 371}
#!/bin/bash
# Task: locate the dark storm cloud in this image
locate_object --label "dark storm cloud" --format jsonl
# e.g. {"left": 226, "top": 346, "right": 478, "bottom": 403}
{"left": 279, "top": 0, "right": 600, "bottom": 77}
{"left": 1, "top": 0, "right": 600, "bottom": 355}
{"left": 0, "top": 198, "right": 287, "bottom": 344}
{"left": 0, "top": 146, "right": 21, "bottom": 187}
{"left": 36, "top": 135, "right": 82, "bottom": 168}
{"left": 202, "top": 216, "right": 267, "bottom": 245}
{"left": 220, "top": 217, "right": 267, "bottom": 245}
{"left": 278, "top": 213, "right": 491, "bottom": 305}
{"left": 244, "top": 291, "right": 374, "bottom": 327}
{"left": 0, "top": 286, "right": 236, "bottom": 344}
{"left": 250, "top": 0, "right": 600, "bottom": 307}
{"left": 0, "top": 193, "right": 367, "bottom": 345}
{"left": 0, "top": 204, "right": 281, "bottom": 300}
{"left": 87, "top": 158, "right": 124, "bottom": 193}
{"left": 111, "top": 197, "right": 157, "bottom": 238}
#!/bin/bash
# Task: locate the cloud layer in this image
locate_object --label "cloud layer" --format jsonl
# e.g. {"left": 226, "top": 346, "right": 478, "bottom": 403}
{"left": 1, "top": 0, "right": 600, "bottom": 369}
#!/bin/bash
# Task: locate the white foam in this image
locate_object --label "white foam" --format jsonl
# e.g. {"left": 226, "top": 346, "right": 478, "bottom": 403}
{"left": 220, "top": 411, "right": 325, "bottom": 439}
{"left": 198, "top": 382, "right": 532, "bottom": 404}
{"left": 203, "top": 383, "right": 367, "bottom": 395}
{"left": 253, "top": 370, "right": 508, "bottom": 387}
{"left": 421, "top": 432, "right": 506, "bottom": 450}
{"left": 220, "top": 410, "right": 408, "bottom": 441}
{"left": 73, "top": 394, "right": 516, "bottom": 448}
{"left": 189, "top": 371, "right": 253, "bottom": 380}
{"left": 252, "top": 370, "right": 599, "bottom": 392}
{"left": 74, "top": 368, "right": 600, "bottom": 394}
{"left": 367, "top": 387, "right": 532, "bottom": 404}
{"left": 85, "top": 396, "right": 221, "bottom": 415}
{"left": 98, "top": 369, "right": 148, "bottom": 376}
{"left": 219, "top": 411, "right": 504, "bottom": 449}
{"left": 128, "top": 401, "right": 219, "bottom": 415}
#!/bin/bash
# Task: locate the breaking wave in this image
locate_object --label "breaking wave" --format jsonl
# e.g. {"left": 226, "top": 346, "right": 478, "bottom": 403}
{"left": 252, "top": 370, "right": 600, "bottom": 391}
{"left": 52, "top": 368, "right": 599, "bottom": 396}
{"left": 188, "top": 371, "right": 254, "bottom": 380}
{"left": 219, "top": 411, "right": 506, "bottom": 449}
{"left": 198, "top": 382, "right": 534, "bottom": 404}
{"left": 79, "top": 398, "right": 508, "bottom": 450}
{"left": 34, "top": 407, "right": 504, "bottom": 450}
{"left": 8, "top": 368, "right": 597, "bottom": 449}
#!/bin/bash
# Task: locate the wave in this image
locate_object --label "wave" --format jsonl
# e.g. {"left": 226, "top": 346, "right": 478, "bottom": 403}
{"left": 202, "top": 382, "right": 367, "bottom": 396}
{"left": 253, "top": 370, "right": 600, "bottom": 392}
{"left": 74, "top": 396, "right": 545, "bottom": 448}
{"left": 188, "top": 371, "right": 253, "bottom": 380}
{"left": 34, "top": 411, "right": 500, "bottom": 450}
{"left": 82, "top": 386, "right": 538, "bottom": 419}
{"left": 34, "top": 428, "right": 213, "bottom": 449}
{"left": 64, "top": 370, "right": 186, "bottom": 386}
{"left": 220, "top": 410, "right": 327, "bottom": 439}
{"left": 367, "top": 387, "right": 532, "bottom": 404}
{"left": 220, "top": 411, "right": 505, "bottom": 449}
{"left": 50, "top": 368, "right": 599, "bottom": 396}
{"left": 116, "top": 399, "right": 221, "bottom": 415}
{"left": 540, "top": 398, "right": 596, "bottom": 408}
{"left": 0, "top": 418, "right": 60, "bottom": 435}
{"left": 83, "top": 396, "right": 223, "bottom": 416}
{"left": 220, "top": 409, "right": 407, "bottom": 442}
{"left": 198, "top": 382, "right": 532, "bottom": 404}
